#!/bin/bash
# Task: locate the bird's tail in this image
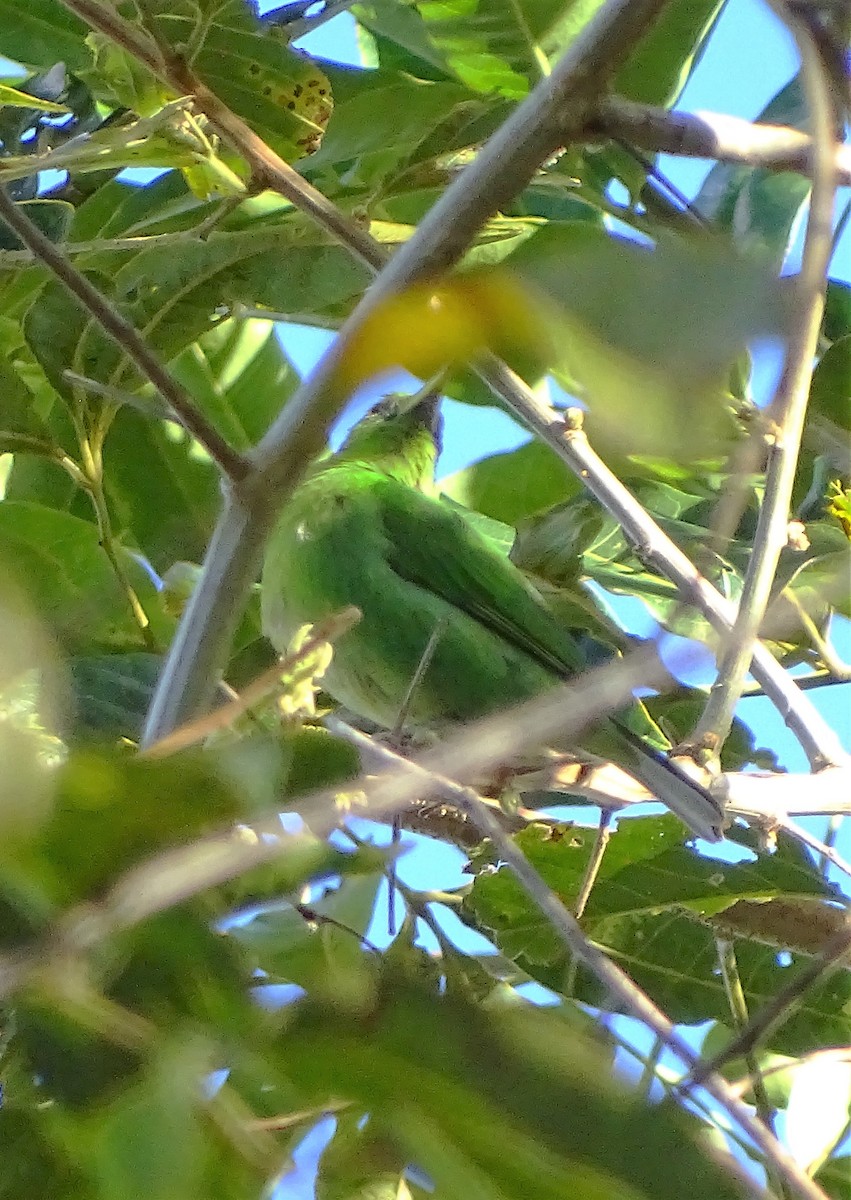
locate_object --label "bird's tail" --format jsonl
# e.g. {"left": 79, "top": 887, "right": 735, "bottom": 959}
{"left": 610, "top": 718, "right": 726, "bottom": 842}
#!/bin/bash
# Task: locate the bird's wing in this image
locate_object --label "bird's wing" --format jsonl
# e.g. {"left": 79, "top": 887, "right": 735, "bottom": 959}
{"left": 374, "top": 476, "right": 586, "bottom": 678}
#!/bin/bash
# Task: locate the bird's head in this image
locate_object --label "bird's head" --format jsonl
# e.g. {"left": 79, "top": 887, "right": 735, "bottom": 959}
{"left": 337, "top": 388, "right": 443, "bottom": 490}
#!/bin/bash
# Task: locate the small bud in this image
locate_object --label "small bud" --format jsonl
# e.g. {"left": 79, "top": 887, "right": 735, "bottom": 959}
{"left": 786, "top": 520, "right": 809, "bottom": 552}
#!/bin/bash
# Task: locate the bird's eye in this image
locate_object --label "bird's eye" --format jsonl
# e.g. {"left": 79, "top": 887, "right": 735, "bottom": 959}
{"left": 371, "top": 398, "right": 400, "bottom": 420}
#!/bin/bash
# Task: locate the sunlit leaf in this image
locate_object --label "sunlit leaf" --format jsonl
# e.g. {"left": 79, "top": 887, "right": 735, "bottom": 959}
{"left": 0, "top": 82, "right": 68, "bottom": 111}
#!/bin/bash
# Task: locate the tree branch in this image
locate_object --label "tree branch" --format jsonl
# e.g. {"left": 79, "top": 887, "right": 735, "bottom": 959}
{"left": 593, "top": 97, "right": 851, "bottom": 185}
{"left": 60, "top": 0, "right": 386, "bottom": 273}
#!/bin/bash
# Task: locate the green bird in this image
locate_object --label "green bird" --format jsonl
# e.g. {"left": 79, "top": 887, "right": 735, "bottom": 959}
{"left": 262, "top": 392, "right": 725, "bottom": 842}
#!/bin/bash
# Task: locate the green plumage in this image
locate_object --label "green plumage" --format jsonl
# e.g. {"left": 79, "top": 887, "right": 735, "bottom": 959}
{"left": 262, "top": 395, "right": 724, "bottom": 841}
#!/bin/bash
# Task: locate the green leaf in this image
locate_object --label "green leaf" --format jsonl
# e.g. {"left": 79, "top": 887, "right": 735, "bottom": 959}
{"left": 0, "top": 0, "right": 91, "bottom": 70}
{"left": 0, "top": 81, "right": 68, "bottom": 110}
{"left": 167, "top": 318, "right": 300, "bottom": 450}
{"left": 99, "top": 409, "right": 222, "bottom": 573}
{"left": 616, "top": 0, "right": 722, "bottom": 105}
{"left": 156, "top": 1, "right": 333, "bottom": 160}
{"left": 509, "top": 223, "right": 778, "bottom": 460}
{"left": 464, "top": 818, "right": 841, "bottom": 1023}
{"left": 817, "top": 1156, "right": 851, "bottom": 1200}
{"left": 89, "top": 1044, "right": 206, "bottom": 1200}
{"left": 0, "top": 199, "right": 74, "bottom": 250}
{"left": 0, "top": 502, "right": 172, "bottom": 653}
{"left": 579, "top": 910, "right": 851, "bottom": 1055}
{"left": 68, "top": 653, "right": 162, "bottom": 739}
{"left": 695, "top": 76, "right": 811, "bottom": 266}
{"left": 824, "top": 279, "right": 851, "bottom": 343}
{"left": 108, "top": 908, "right": 258, "bottom": 1032}
{"left": 441, "top": 437, "right": 580, "bottom": 525}
{"left": 316, "top": 1108, "right": 411, "bottom": 1200}
{"left": 13, "top": 996, "right": 142, "bottom": 1108}
{"left": 278, "top": 970, "right": 747, "bottom": 1200}
{"left": 354, "top": 0, "right": 586, "bottom": 97}
{"left": 303, "top": 75, "right": 473, "bottom": 187}
{"left": 810, "top": 335, "right": 851, "bottom": 432}
{"left": 0, "top": 1105, "right": 95, "bottom": 1200}
{"left": 23, "top": 233, "right": 369, "bottom": 406}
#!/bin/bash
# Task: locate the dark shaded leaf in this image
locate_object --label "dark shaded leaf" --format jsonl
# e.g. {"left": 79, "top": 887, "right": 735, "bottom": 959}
{"left": 0, "top": 200, "right": 74, "bottom": 250}
{"left": 0, "top": 1, "right": 91, "bottom": 69}
{"left": 68, "top": 653, "right": 161, "bottom": 738}
{"left": 276, "top": 969, "right": 748, "bottom": 1200}
{"left": 810, "top": 336, "right": 851, "bottom": 433}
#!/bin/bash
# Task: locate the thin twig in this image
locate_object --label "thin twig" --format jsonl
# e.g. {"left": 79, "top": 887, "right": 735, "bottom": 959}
{"left": 728, "top": 1047, "right": 851, "bottom": 1099}
{"left": 63, "top": 370, "right": 172, "bottom": 419}
{"left": 572, "top": 809, "right": 613, "bottom": 919}
{"left": 775, "top": 589, "right": 851, "bottom": 681}
{"left": 692, "top": 10, "right": 840, "bottom": 755}
{"left": 778, "top": 815, "right": 851, "bottom": 883}
{"left": 388, "top": 616, "right": 448, "bottom": 935}
{"left": 143, "top": 606, "right": 361, "bottom": 758}
{"left": 637, "top": 1034, "right": 666, "bottom": 1098}
{"left": 0, "top": 187, "right": 249, "bottom": 484}
{"left": 715, "top": 937, "right": 779, "bottom": 1136}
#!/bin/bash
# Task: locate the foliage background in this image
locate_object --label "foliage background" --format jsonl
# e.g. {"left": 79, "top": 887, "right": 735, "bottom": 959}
{"left": 0, "top": 0, "right": 849, "bottom": 1198}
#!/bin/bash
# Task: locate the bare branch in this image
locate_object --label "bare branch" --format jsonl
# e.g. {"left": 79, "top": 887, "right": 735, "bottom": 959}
{"left": 594, "top": 97, "right": 851, "bottom": 185}
{"left": 721, "top": 767, "right": 851, "bottom": 821}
